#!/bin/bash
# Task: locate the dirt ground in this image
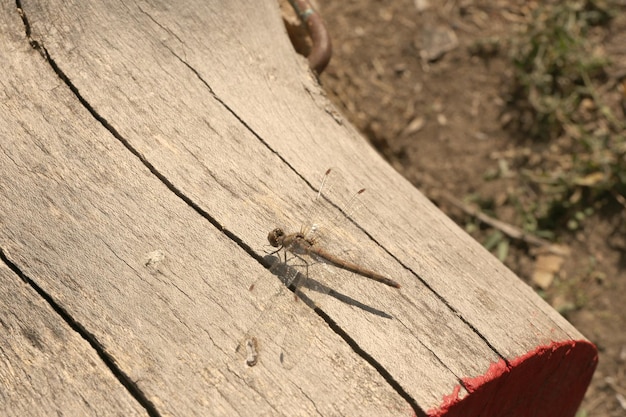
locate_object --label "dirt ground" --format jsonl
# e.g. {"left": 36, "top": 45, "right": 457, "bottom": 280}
{"left": 307, "top": 0, "right": 626, "bottom": 415}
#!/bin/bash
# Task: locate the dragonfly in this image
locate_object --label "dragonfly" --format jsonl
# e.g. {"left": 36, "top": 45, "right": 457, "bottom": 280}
{"left": 267, "top": 226, "right": 400, "bottom": 289}
{"left": 239, "top": 169, "right": 399, "bottom": 368}
{"left": 267, "top": 168, "right": 400, "bottom": 293}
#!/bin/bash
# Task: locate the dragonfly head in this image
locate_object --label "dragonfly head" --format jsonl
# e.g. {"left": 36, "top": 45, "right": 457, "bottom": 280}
{"left": 267, "top": 228, "right": 285, "bottom": 247}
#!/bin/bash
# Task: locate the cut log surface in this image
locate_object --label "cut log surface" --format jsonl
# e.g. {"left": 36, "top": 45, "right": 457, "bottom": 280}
{"left": 0, "top": 1, "right": 596, "bottom": 417}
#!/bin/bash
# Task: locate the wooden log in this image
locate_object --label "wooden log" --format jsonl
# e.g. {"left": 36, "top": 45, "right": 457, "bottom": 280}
{"left": 0, "top": 1, "right": 596, "bottom": 416}
{"left": 0, "top": 263, "right": 149, "bottom": 417}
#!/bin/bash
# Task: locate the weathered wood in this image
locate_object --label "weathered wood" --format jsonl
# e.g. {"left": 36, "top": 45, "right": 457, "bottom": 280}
{"left": 0, "top": 263, "right": 149, "bottom": 417}
{"left": 0, "top": 0, "right": 596, "bottom": 416}
{"left": 0, "top": 4, "right": 408, "bottom": 416}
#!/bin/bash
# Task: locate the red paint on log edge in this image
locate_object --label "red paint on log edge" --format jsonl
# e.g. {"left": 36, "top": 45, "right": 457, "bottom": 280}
{"left": 428, "top": 340, "right": 597, "bottom": 417}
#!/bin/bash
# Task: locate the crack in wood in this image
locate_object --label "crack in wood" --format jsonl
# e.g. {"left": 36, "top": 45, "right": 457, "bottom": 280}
{"left": 0, "top": 246, "right": 162, "bottom": 417}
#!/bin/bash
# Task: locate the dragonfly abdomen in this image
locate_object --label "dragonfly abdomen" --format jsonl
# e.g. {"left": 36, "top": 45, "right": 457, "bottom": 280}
{"left": 307, "top": 245, "right": 401, "bottom": 288}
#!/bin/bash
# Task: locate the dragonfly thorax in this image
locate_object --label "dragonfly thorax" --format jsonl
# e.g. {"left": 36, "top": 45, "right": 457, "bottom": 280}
{"left": 268, "top": 228, "right": 309, "bottom": 250}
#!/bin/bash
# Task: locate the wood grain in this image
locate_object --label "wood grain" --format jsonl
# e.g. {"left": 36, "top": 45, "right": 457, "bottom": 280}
{"left": 0, "top": 263, "right": 149, "bottom": 417}
{"left": 1, "top": 3, "right": 409, "bottom": 416}
{"left": 0, "top": 0, "right": 596, "bottom": 416}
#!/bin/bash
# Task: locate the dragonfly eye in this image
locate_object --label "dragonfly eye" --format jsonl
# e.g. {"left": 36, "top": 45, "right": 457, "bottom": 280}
{"left": 267, "top": 228, "right": 284, "bottom": 247}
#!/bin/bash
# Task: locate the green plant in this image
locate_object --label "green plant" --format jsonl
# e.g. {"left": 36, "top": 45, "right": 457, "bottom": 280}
{"left": 503, "top": 0, "right": 625, "bottom": 234}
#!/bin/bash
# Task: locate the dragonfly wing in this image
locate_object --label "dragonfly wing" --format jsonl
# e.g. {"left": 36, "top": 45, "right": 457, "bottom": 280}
{"left": 239, "top": 265, "right": 319, "bottom": 370}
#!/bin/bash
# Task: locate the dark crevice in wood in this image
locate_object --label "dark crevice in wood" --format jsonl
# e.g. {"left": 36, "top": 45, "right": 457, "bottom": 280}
{"left": 341, "top": 215, "right": 513, "bottom": 372}
{"left": 174, "top": 27, "right": 515, "bottom": 365}
{"left": 165, "top": 48, "right": 307, "bottom": 185}
{"left": 16, "top": 3, "right": 48, "bottom": 61}
{"left": 314, "top": 305, "right": 427, "bottom": 417}
{"left": 13, "top": 1, "right": 509, "bottom": 408}
{"left": 268, "top": 266, "right": 426, "bottom": 411}
{"left": 13, "top": 0, "right": 279, "bottom": 332}
{"left": 0, "top": 247, "right": 162, "bottom": 417}
{"left": 13, "top": 2, "right": 268, "bottom": 270}
{"left": 166, "top": 48, "right": 355, "bottom": 211}
{"left": 14, "top": 3, "right": 163, "bottom": 415}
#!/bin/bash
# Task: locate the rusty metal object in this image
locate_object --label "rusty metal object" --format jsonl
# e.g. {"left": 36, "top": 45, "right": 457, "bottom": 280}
{"left": 289, "top": 0, "right": 332, "bottom": 74}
